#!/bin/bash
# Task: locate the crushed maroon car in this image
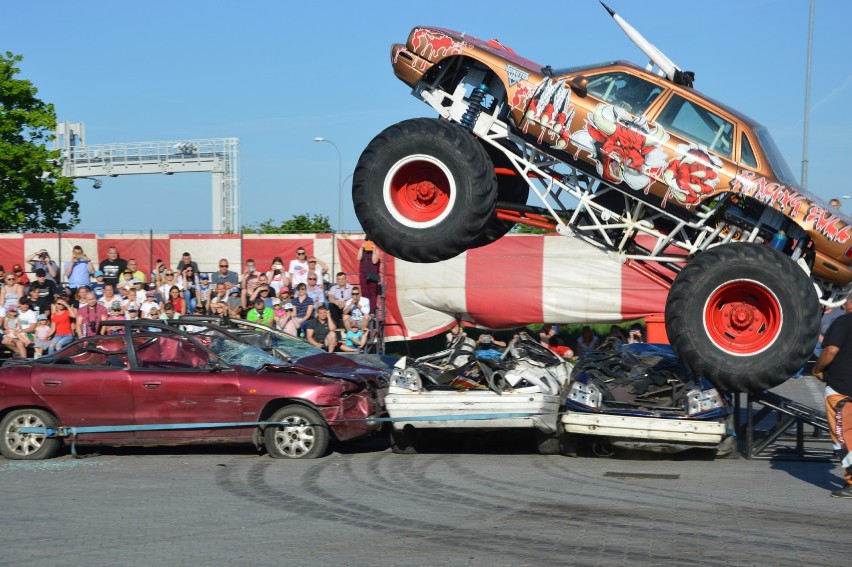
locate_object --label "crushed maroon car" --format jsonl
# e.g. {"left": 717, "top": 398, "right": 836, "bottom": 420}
{"left": 0, "top": 319, "right": 382, "bottom": 460}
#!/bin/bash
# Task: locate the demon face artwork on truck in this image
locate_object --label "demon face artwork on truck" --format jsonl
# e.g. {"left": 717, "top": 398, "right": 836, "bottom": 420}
{"left": 570, "top": 104, "right": 668, "bottom": 192}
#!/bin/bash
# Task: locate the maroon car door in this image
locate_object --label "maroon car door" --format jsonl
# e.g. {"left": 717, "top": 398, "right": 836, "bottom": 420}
{"left": 130, "top": 335, "right": 244, "bottom": 443}
{"left": 30, "top": 362, "right": 134, "bottom": 443}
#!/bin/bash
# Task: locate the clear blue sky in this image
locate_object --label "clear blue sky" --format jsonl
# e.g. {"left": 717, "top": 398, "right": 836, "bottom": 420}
{"left": 3, "top": 0, "right": 850, "bottom": 233}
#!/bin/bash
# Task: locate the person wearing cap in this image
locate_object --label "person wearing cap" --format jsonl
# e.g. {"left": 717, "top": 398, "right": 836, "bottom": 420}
{"left": 226, "top": 286, "right": 243, "bottom": 318}
{"left": 99, "top": 246, "right": 128, "bottom": 287}
{"left": 103, "top": 303, "right": 126, "bottom": 335}
{"left": 91, "top": 270, "right": 107, "bottom": 299}
{"left": 246, "top": 297, "right": 274, "bottom": 326}
{"left": 27, "top": 249, "right": 59, "bottom": 283}
{"left": 11, "top": 264, "right": 30, "bottom": 286}
{"left": 140, "top": 292, "right": 161, "bottom": 317}
{"left": 27, "top": 267, "right": 57, "bottom": 309}
{"left": 197, "top": 272, "right": 212, "bottom": 312}
{"left": 64, "top": 245, "right": 94, "bottom": 296}
{"left": 275, "top": 301, "right": 298, "bottom": 336}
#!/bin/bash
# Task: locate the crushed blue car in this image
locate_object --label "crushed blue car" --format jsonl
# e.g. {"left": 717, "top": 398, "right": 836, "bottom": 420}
{"left": 561, "top": 343, "right": 734, "bottom": 455}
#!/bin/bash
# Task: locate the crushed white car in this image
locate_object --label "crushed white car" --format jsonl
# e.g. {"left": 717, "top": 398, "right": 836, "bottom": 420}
{"left": 386, "top": 333, "right": 572, "bottom": 453}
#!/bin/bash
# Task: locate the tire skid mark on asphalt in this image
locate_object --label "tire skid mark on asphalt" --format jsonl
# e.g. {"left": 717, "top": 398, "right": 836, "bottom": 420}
{"left": 213, "top": 456, "right": 841, "bottom": 565}
{"left": 443, "top": 455, "right": 846, "bottom": 553}
{"left": 225, "top": 457, "right": 592, "bottom": 563}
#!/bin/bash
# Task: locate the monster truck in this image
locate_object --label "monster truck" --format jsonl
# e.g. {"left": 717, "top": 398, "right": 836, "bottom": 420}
{"left": 352, "top": 4, "right": 851, "bottom": 393}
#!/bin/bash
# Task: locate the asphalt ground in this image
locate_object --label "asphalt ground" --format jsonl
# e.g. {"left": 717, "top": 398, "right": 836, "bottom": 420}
{"left": 1, "top": 375, "right": 850, "bottom": 567}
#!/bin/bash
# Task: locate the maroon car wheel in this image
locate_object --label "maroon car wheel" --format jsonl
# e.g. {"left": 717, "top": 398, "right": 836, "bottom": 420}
{"left": 665, "top": 243, "right": 819, "bottom": 393}
{"left": 264, "top": 405, "right": 329, "bottom": 459}
{"left": 353, "top": 118, "right": 497, "bottom": 263}
{"left": 0, "top": 409, "right": 61, "bottom": 460}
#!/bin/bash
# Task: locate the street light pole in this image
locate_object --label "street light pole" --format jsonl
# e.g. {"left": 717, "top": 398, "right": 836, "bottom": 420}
{"left": 313, "top": 137, "right": 342, "bottom": 232}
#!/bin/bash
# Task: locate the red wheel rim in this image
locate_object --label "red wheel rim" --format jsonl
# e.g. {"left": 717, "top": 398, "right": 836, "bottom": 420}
{"left": 704, "top": 280, "right": 782, "bottom": 355}
{"left": 386, "top": 157, "right": 453, "bottom": 226}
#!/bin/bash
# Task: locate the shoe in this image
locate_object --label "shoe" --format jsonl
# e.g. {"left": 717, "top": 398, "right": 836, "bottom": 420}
{"left": 830, "top": 485, "right": 852, "bottom": 498}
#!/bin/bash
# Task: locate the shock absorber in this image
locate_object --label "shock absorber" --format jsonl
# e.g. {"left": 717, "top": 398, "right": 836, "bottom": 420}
{"left": 460, "top": 84, "right": 489, "bottom": 131}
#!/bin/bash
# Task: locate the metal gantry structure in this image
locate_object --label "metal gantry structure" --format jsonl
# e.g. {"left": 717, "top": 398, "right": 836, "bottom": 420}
{"left": 54, "top": 122, "right": 240, "bottom": 233}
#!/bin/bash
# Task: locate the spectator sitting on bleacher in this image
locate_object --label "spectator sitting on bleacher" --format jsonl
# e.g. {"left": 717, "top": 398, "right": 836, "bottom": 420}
{"left": 99, "top": 284, "right": 121, "bottom": 312}
{"left": 342, "top": 286, "right": 370, "bottom": 332}
{"left": 47, "top": 296, "right": 76, "bottom": 354}
{"left": 27, "top": 268, "right": 56, "bottom": 313}
{"left": 306, "top": 273, "right": 325, "bottom": 309}
{"left": 91, "top": 271, "right": 107, "bottom": 299}
{"left": 292, "top": 283, "right": 315, "bottom": 333}
{"left": 11, "top": 264, "right": 30, "bottom": 286}
{"left": 267, "top": 257, "right": 289, "bottom": 295}
{"left": 2, "top": 306, "right": 28, "bottom": 358}
{"left": 1, "top": 271, "right": 25, "bottom": 314}
{"left": 126, "top": 258, "right": 146, "bottom": 283}
{"left": 246, "top": 298, "right": 274, "bottom": 326}
{"left": 275, "top": 302, "right": 298, "bottom": 337}
{"left": 305, "top": 305, "right": 337, "bottom": 352}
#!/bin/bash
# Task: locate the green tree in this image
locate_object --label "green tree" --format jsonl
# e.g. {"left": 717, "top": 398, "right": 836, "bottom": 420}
{"left": 0, "top": 52, "right": 78, "bottom": 231}
{"left": 242, "top": 213, "right": 332, "bottom": 234}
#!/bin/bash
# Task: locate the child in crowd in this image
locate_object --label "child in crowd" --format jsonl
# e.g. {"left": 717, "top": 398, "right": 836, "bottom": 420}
{"left": 32, "top": 314, "right": 52, "bottom": 358}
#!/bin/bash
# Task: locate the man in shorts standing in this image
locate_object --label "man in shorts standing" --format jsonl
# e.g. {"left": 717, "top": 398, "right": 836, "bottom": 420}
{"left": 813, "top": 310, "right": 852, "bottom": 498}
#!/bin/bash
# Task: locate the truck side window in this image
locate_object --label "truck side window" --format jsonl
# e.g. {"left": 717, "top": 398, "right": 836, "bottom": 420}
{"left": 656, "top": 94, "right": 734, "bottom": 158}
{"left": 740, "top": 133, "right": 758, "bottom": 168}
{"left": 585, "top": 72, "right": 662, "bottom": 115}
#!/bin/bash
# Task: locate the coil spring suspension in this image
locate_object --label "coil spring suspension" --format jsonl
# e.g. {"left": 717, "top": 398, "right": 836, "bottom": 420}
{"left": 460, "top": 84, "right": 489, "bottom": 131}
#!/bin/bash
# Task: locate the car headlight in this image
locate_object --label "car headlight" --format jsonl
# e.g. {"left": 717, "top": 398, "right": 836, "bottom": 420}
{"left": 566, "top": 380, "right": 602, "bottom": 409}
{"left": 686, "top": 387, "right": 724, "bottom": 415}
{"left": 390, "top": 367, "right": 422, "bottom": 391}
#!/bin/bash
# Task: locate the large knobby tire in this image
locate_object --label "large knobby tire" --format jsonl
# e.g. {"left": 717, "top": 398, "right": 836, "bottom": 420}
{"left": 665, "top": 243, "right": 819, "bottom": 393}
{"left": 264, "top": 405, "right": 329, "bottom": 459}
{"left": 353, "top": 118, "right": 497, "bottom": 263}
{"left": 0, "top": 408, "right": 61, "bottom": 460}
{"left": 470, "top": 143, "right": 530, "bottom": 249}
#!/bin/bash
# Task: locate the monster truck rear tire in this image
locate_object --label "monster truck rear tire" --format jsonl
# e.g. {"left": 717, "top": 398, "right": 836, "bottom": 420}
{"left": 353, "top": 118, "right": 497, "bottom": 263}
{"left": 470, "top": 143, "right": 530, "bottom": 249}
{"left": 665, "top": 243, "right": 819, "bottom": 393}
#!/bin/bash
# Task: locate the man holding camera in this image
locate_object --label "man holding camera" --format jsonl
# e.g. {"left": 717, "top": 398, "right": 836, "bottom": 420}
{"left": 64, "top": 245, "right": 94, "bottom": 296}
{"left": 27, "top": 250, "right": 59, "bottom": 283}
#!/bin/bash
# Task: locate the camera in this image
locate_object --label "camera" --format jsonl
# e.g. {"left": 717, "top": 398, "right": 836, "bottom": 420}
{"left": 480, "top": 334, "right": 493, "bottom": 343}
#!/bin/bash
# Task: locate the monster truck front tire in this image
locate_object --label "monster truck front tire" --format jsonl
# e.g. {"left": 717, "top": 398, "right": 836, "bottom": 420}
{"left": 665, "top": 243, "right": 820, "bottom": 393}
{"left": 353, "top": 118, "right": 497, "bottom": 263}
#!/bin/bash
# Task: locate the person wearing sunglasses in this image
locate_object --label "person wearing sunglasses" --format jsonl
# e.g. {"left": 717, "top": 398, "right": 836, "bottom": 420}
{"left": 211, "top": 258, "right": 239, "bottom": 286}
{"left": 1, "top": 273, "right": 26, "bottom": 316}
{"left": 305, "top": 274, "right": 325, "bottom": 310}
{"left": 342, "top": 286, "right": 370, "bottom": 333}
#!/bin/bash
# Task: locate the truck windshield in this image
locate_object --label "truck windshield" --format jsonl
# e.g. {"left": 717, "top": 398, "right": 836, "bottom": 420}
{"left": 754, "top": 126, "right": 799, "bottom": 187}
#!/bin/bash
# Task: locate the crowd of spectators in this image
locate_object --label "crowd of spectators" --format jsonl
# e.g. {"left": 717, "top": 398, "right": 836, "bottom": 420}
{"left": 0, "top": 243, "right": 382, "bottom": 358}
